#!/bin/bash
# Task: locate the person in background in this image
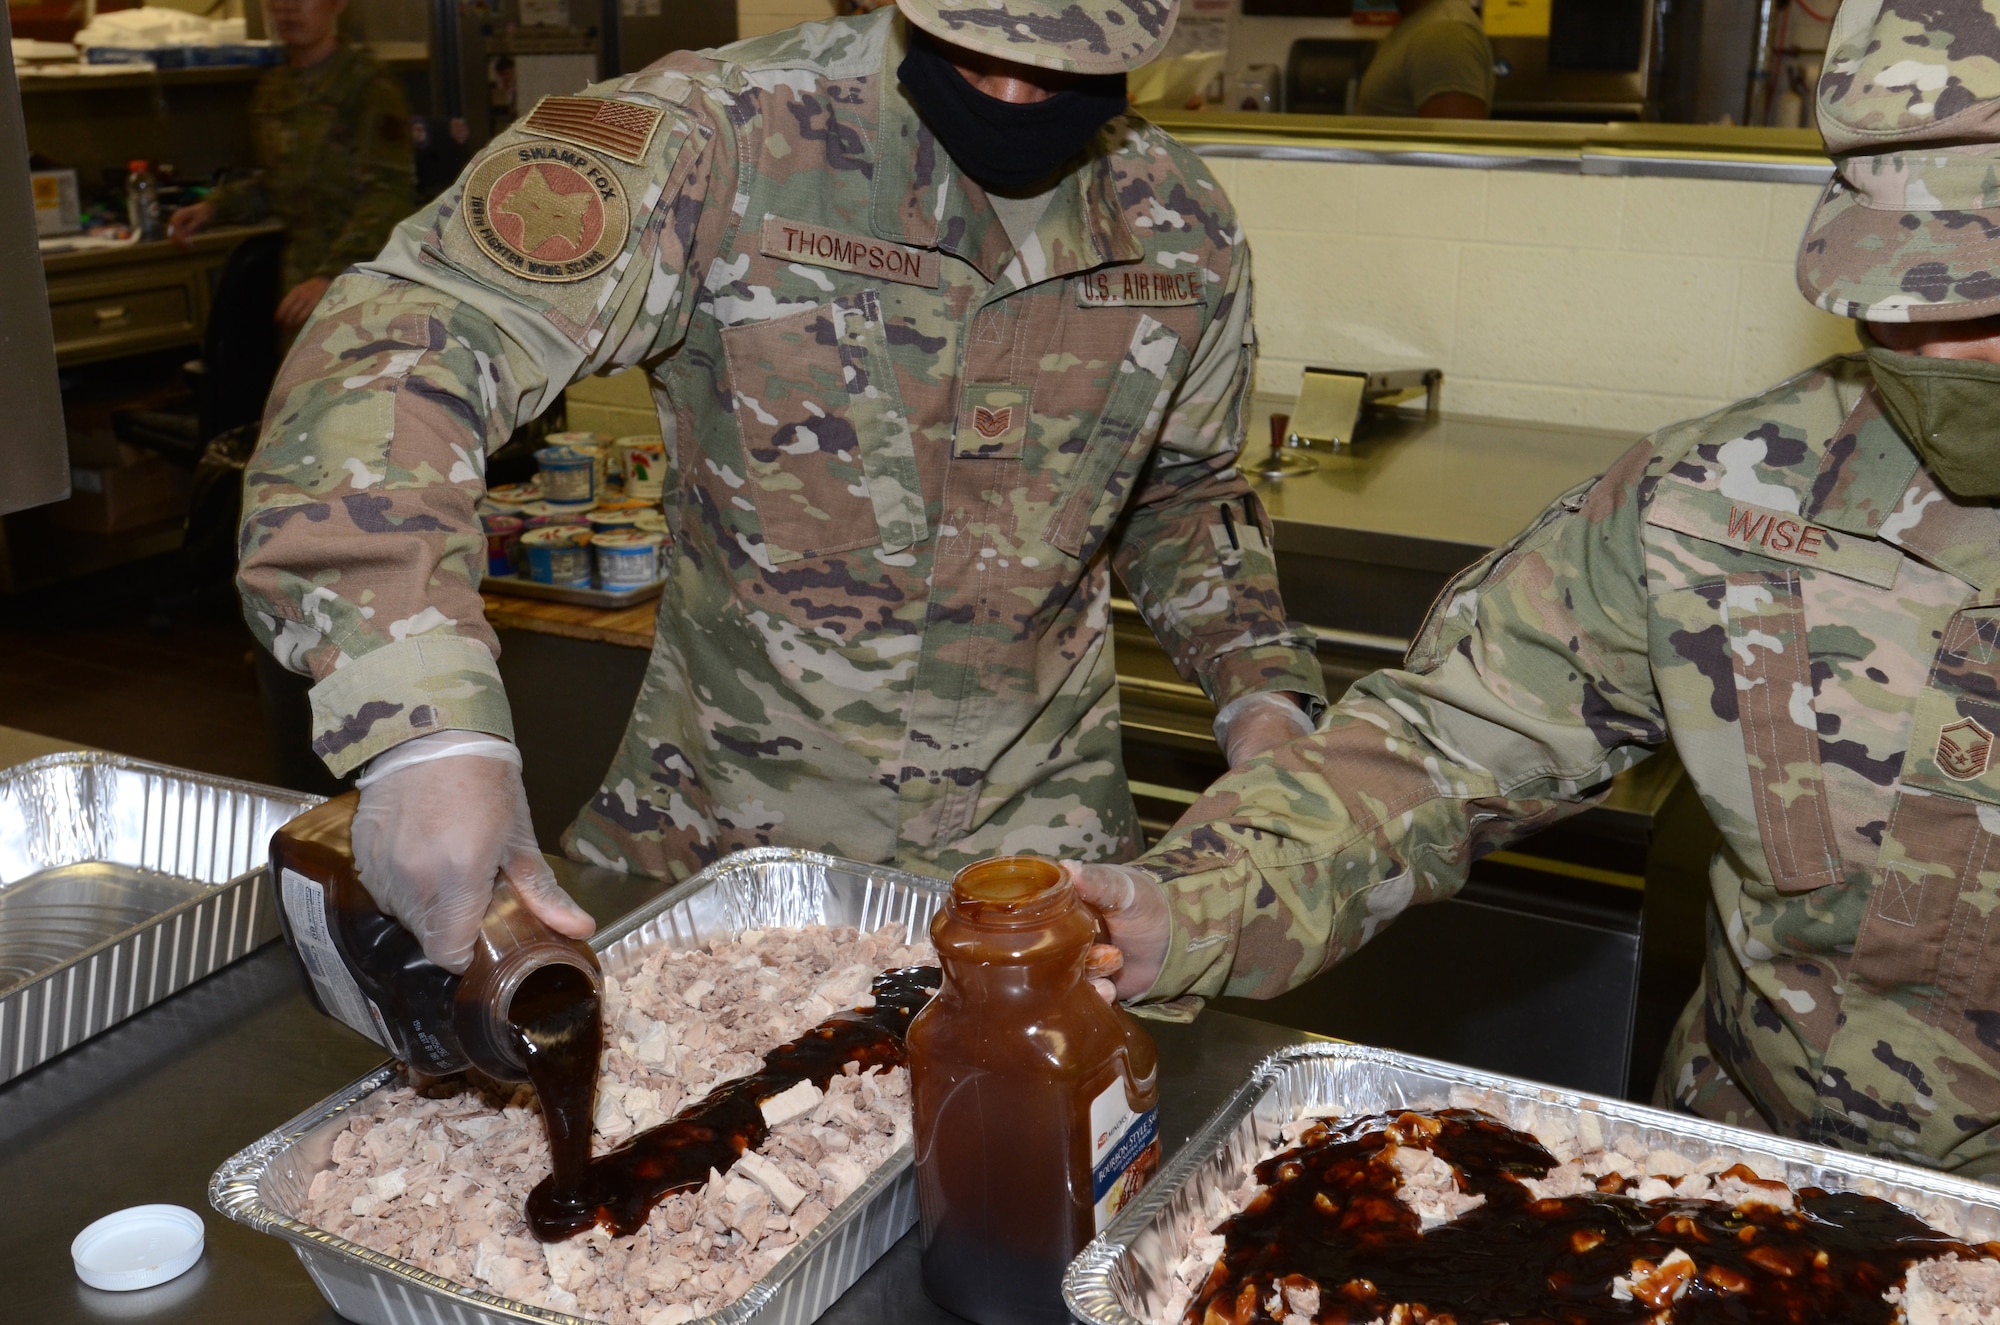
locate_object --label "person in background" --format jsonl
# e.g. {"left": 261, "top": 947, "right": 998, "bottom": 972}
{"left": 167, "top": 0, "right": 414, "bottom": 333}
{"left": 1074, "top": 0, "right": 2000, "bottom": 1181}
{"left": 234, "top": 0, "right": 1325, "bottom": 973}
{"left": 1354, "top": 0, "right": 1494, "bottom": 118}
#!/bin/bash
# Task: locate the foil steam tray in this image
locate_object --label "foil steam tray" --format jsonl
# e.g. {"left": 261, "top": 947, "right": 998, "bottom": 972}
{"left": 0, "top": 751, "right": 317, "bottom": 1083}
{"left": 211, "top": 847, "right": 948, "bottom": 1325}
{"left": 1063, "top": 1042, "right": 2000, "bottom": 1325}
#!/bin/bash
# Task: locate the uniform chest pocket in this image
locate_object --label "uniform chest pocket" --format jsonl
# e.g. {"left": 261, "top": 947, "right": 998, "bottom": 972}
{"left": 1852, "top": 608, "right": 2000, "bottom": 1038}
{"left": 1039, "top": 315, "right": 1185, "bottom": 560}
{"left": 719, "top": 290, "right": 926, "bottom": 564}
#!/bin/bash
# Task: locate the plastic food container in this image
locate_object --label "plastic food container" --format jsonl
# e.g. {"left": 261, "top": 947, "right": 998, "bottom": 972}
{"left": 534, "top": 447, "right": 595, "bottom": 506}
{"left": 616, "top": 435, "right": 669, "bottom": 502}
{"left": 545, "top": 432, "right": 612, "bottom": 496}
{"left": 520, "top": 525, "right": 593, "bottom": 587}
{"left": 592, "top": 529, "right": 663, "bottom": 589}
{"left": 586, "top": 502, "right": 646, "bottom": 534}
{"left": 518, "top": 501, "right": 590, "bottom": 532}
{"left": 483, "top": 481, "right": 540, "bottom": 512}
{"left": 480, "top": 514, "right": 524, "bottom": 576}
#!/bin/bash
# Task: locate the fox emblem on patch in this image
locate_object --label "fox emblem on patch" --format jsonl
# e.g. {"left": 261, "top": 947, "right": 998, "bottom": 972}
{"left": 972, "top": 405, "right": 1013, "bottom": 439}
{"left": 1937, "top": 716, "right": 1994, "bottom": 781}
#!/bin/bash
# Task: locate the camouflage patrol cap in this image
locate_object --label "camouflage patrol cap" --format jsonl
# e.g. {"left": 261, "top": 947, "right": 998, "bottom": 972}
{"left": 1798, "top": 0, "right": 2000, "bottom": 322}
{"left": 894, "top": 0, "right": 1179, "bottom": 75}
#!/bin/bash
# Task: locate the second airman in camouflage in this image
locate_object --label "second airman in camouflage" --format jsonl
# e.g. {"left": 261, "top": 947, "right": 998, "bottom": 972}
{"left": 1079, "top": 0, "right": 2000, "bottom": 1180}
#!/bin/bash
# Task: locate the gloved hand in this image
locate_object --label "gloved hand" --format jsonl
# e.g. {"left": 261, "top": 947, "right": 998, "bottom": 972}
{"left": 350, "top": 730, "right": 594, "bottom": 973}
{"left": 1213, "top": 691, "right": 1314, "bottom": 769}
{"left": 1064, "top": 861, "right": 1172, "bottom": 1005}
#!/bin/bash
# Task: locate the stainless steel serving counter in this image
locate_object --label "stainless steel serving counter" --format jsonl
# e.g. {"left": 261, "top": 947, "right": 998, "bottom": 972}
{"left": 0, "top": 742, "right": 1314, "bottom": 1325}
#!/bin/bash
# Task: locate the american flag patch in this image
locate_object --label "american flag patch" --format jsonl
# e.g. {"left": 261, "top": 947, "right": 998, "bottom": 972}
{"left": 520, "top": 95, "right": 663, "bottom": 165}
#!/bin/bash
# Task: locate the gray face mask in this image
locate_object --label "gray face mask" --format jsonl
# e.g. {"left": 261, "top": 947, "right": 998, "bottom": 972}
{"left": 1862, "top": 327, "right": 2000, "bottom": 499}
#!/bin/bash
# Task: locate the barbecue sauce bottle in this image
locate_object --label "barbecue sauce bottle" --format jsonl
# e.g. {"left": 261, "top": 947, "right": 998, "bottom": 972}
{"left": 268, "top": 792, "right": 603, "bottom": 1092}
{"left": 907, "top": 856, "right": 1162, "bottom": 1325}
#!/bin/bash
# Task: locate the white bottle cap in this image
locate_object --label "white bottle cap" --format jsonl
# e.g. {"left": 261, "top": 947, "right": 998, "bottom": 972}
{"left": 71, "top": 1205, "right": 206, "bottom": 1291}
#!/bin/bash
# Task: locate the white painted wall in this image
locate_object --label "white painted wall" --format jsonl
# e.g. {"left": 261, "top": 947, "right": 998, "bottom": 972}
{"left": 1217, "top": 156, "right": 1856, "bottom": 434}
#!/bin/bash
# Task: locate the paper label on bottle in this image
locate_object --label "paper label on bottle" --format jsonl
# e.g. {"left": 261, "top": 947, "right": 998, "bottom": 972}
{"left": 280, "top": 868, "right": 393, "bottom": 1049}
{"left": 1089, "top": 1075, "right": 1161, "bottom": 1232}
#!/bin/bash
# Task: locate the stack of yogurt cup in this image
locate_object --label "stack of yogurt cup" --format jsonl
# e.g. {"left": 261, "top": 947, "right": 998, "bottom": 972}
{"left": 474, "top": 429, "right": 669, "bottom": 589}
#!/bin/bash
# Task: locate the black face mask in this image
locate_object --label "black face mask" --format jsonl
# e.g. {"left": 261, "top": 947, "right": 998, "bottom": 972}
{"left": 897, "top": 31, "right": 1127, "bottom": 194}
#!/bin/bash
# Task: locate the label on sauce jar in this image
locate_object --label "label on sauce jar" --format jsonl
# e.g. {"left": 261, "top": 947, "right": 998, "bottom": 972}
{"left": 1088, "top": 1076, "right": 1161, "bottom": 1232}
{"left": 280, "top": 868, "right": 393, "bottom": 1049}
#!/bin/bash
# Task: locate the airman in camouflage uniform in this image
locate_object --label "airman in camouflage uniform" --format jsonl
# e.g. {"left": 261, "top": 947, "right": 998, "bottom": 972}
{"left": 236, "top": 0, "right": 1324, "bottom": 890}
{"left": 1090, "top": 0, "right": 2000, "bottom": 1179}
{"left": 204, "top": 42, "right": 414, "bottom": 294}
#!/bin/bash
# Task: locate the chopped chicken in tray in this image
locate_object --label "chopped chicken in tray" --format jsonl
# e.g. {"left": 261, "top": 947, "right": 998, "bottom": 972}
{"left": 299, "top": 924, "right": 932, "bottom": 1324}
{"left": 1159, "top": 1098, "right": 2000, "bottom": 1325}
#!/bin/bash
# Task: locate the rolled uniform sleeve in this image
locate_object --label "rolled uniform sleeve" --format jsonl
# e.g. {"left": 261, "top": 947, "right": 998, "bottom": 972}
{"left": 1109, "top": 246, "right": 1327, "bottom": 717}
{"left": 311, "top": 70, "right": 416, "bottom": 279}
{"left": 1131, "top": 440, "right": 1667, "bottom": 1006}
{"left": 237, "top": 94, "right": 711, "bottom": 776}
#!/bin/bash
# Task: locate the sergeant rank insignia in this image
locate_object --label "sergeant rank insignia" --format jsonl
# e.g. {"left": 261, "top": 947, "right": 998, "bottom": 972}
{"left": 462, "top": 143, "right": 629, "bottom": 283}
{"left": 1937, "top": 716, "right": 1993, "bottom": 781}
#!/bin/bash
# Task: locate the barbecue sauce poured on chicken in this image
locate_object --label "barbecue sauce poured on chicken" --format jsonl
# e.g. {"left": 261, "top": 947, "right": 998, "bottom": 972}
{"left": 526, "top": 966, "right": 940, "bottom": 1241}
{"left": 1192, "top": 1109, "right": 1999, "bottom": 1325}
{"left": 510, "top": 963, "right": 603, "bottom": 1210}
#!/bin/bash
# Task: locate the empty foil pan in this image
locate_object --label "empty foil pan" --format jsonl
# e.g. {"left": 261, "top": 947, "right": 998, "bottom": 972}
{"left": 0, "top": 751, "right": 316, "bottom": 1082}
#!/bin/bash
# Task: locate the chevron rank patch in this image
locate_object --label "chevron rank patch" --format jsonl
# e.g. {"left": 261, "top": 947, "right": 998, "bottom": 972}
{"left": 519, "top": 94, "right": 664, "bottom": 165}
{"left": 461, "top": 142, "right": 630, "bottom": 283}
{"left": 1939, "top": 716, "right": 1994, "bottom": 781}
{"left": 954, "top": 384, "right": 1030, "bottom": 458}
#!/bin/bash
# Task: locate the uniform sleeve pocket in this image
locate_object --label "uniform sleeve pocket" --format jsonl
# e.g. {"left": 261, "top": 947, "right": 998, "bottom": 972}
{"left": 1044, "top": 315, "right": 1183, "bottom": 560}
{"left": 720, "top": 290, "right": 925, "bottom": 564}
{"left": 1724, "top": 569, "right": 1842, "bottom": 893}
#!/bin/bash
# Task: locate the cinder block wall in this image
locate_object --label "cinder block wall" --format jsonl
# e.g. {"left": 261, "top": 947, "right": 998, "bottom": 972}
{"left": 1209, "top": 159, "right": 1855, "bottom": 434}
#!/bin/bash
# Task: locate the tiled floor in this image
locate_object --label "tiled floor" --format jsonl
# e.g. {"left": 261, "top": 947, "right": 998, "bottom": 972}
{"left": 0, "top": 552, "right": 286, "bottom": 786}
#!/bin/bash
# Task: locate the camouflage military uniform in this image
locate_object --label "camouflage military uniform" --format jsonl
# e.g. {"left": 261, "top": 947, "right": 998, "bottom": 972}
{"left": 236, "top": 8, "right": 1323, "bottom": 883}
{"left": 205, "top": 44, "right": 414, "bottom": 292}
{"left": 1121, "top": 0, "right": 2000, "bottom": 1179}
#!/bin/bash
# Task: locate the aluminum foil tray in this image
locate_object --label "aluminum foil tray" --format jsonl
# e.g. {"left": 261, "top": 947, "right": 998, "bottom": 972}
{"left": 211, "top": 846, "right": 948, "bottom": 1325}
{"left": 1064, "top": 1042, "right": 2000, "bottom": 1325}
{"left": 0, "top": 751, "right": 317, "bottom": 1083}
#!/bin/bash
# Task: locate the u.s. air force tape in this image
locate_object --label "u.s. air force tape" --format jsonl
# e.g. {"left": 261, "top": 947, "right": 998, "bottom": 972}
{"left": 462, "top": 142, "right": 630, "bottom": 284}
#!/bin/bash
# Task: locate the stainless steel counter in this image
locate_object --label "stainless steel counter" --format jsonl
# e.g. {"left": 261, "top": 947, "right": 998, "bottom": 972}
{"left": 1246, "top": 394, "right": 1640, "bottom": 641}
{"left": 0, "top": 834, "right": 1313, "bottom": 1325}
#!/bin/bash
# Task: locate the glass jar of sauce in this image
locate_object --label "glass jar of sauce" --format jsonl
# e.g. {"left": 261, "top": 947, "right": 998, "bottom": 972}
{"left": 908, "top": 855, "right": 1161, "bottom": 1325}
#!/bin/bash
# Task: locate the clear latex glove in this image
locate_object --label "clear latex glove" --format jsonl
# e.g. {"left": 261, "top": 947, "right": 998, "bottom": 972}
{"left": 350, "top": 730, "right": 594, "bottom": 973}
{"left": 1063, "top": 861, "right": 1171, "bottom": 1005}
{"left": 1213, "top": 691, "right": 1314, "bottom": 769}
